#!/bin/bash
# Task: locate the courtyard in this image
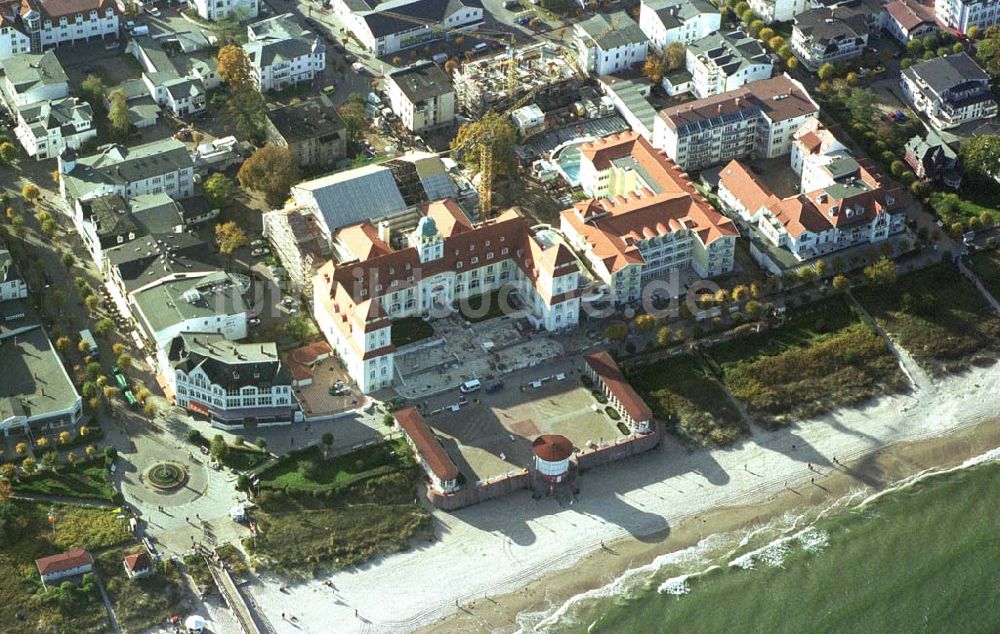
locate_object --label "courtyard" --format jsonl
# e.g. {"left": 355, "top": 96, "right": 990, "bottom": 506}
{"left": 420, "top": 359, "right": 625, "bottom": 484}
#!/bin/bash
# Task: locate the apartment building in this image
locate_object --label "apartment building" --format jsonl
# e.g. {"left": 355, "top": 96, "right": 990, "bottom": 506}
{"left": 900, "top": 53, "right": 998, "bottom": 130}
{"left": 0, "top": 239, "right": 27, "bottom": 301}
{"left": 718, "top": 120, "right": 906, "bottom": 271}
{"left": 686, "top": 30, "right": 772, "bottom": 98}
{"left": 1, "top": 50, "right": 67, "bottom": 107}
{"left": 167, "top": 333, "right": 293, "bottom": 428}
{"left": 561, "top": 131, "right": 738, "bottom": 304}
{"left": 653, "top": 74, "right": 820, "bottom": 172}
{"left": 192, "top": 0, "right": 258, "bottom": 21}
{"left": 127, "top": 38, "right": 206, "bottom": 117}
{"left": 59, "top": 138, "right": 195, "bottom": 207}
{"left": 573, "top": 11, "right": 649, "bottom": 77}
{"left": 265, "top": 95, "right": 347, "bottom": 168}
{"left": 749, "top": 0, "right": 809, "bottom": 24}
{"left": 934, "top": 0, "right": 1000, "bottom": 32}
{"left": 384, "top": 61, "right": 455, "bottom": 132}
{"left": 13, "top": 96, "right": 95, "bottom": 160}
{"left": 313, "top": 201, "right": 580, "bottom": 392}
{"left": 0, "top": 3, "right": 31, "bottom": 61}
{"left": 881, "top": 0, "right": 938, "bottom": 43}
{"left": 245, "top": 13, "right": 325, "bottom": 93}
{"left": 8, "top": 0, "right": 118, "bottom": 57}
{"left": 791, "top": 6, "right": 869, "bottom": 71}
{"left": 336, "top": 0, "right": 483, "bottom": 56}
{"left": 638, "top": 0, "right": 720, "bottom": 49}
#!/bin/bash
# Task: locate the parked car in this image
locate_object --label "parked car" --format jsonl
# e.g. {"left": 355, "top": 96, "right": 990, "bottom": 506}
{"left": 251, "top": 247, "right": 270, "bottom": 256}
{"left": 251, "top": 239, "right": 265, "bottom": 247}
{"left": 249, "top": 317, "right": 261, "bottom": 326}
{"left": 144, "top": 4, "right": 160, "bottom": 16}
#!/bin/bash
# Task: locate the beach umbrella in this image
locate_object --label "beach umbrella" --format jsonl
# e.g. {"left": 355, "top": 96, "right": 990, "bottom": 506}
{"left": 184, "top": 615, "right": 206, "bottom": 632}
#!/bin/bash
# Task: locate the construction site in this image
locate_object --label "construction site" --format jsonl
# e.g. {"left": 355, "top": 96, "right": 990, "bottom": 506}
{"left": 453, "top": 42, "right": 584, "bottom": 117}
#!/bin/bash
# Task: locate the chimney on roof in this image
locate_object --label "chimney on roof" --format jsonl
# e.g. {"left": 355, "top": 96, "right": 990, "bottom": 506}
{"left": 717, "top": 104, "right": 723, "bottom": 113}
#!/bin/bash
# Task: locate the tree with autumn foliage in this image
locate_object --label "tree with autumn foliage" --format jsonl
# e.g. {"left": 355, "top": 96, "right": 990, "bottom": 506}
{"left": 237, "top": 144, "right": 300, "bottom": 206}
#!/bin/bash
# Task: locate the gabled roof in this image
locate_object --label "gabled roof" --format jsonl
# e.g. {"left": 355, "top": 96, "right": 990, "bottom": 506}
{"left": 576, "top": 11, "right": 646, "bottom": 50}
{"left": 884, "top": 0, "right": 935, "bottom": 31}
{"left": 362, "top": 0, "right": 482, "bottom": 38}
{"left": 35, "top": 549, "right": 92, "bottom": 576}
{"left": 20, "top": 0, "right": 118, "bottom": 20}
{"left": 168, "top": 332, "right": 289, "bottom": 389}
{"left": 124, "top": 552, "right": 151, "bottom": 573}
{"left": 293, "top": 164, "right": 408, "bottom": 235}
{"left": 585, "top": 351, "right": 653, "bottom": 423}
{"left": 395, "top": 407, "right": 459, "bottom": 481}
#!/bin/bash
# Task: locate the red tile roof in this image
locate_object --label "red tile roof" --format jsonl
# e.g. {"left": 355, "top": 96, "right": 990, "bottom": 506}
{"left": 562, "top": 132, "right": 738, "bottom": 273}
{"left": 395, "top": 407, "right": 459, "bottom": 482}
{"left": 124, "top": 552, "right": 151, "bottom": 573}
{"left": 585, "top": 351, "right": 653, "bottom": 423}
{"left": 532, "top": 434, "right": 574, "bottom": 462}
{"left": 36, "top": 549, "right": 93, "bottom": 576}
{"left": 21, "top": 0, "right": 118, "bottom": 20}
{"left": 884, "top": 0, "right": 935, "bottom": 31}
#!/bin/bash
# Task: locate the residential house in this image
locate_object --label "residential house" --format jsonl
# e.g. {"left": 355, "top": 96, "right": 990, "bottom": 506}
{"left": 653, "top": 74, "right": 820, "bottom": 172}
{"left": 35, "top": 549, "right": 93, "bottom": 587}
{"left": 749, "top": 0, "right": 809, "bottom": 24}
{"left": 791, "top": 6, "right": 869, "bottom": 71}
{"left": 900, "top": 53, "right": 998, "bottom": 130}
{"left": 244, "top": 13, "right": 325, "bottom": 93}
{"left": 1, "top": 49, "right": 66, "bottom": 107}
{"left": 904, "top": 130, "right": 961, "bottom": 188}
{"left": 105, "top": 78, "right": 161, "bottom": 129}
{"left": 0, "top": 2, "right": 30, "bottom": 61}
{"left": 0, "top": 238, "right": 28, "bottom": 301}
{"left": 718, "top": 120, "right": 906, "bottom": 272}
{"left": 638, "top": 0, "right": 720, "bottom": 50}
{"left": 123, "top": 552, "right": 152, "bottom": 579}
{"left": 313, "top": 201, "right": 580, "bottom": 392}
{"left": 13, "top": 96, "right": 94, "bottom": 160}
{"left": 127, "top": 37, "right": 206, "bottom": 117}
{"left": 10, "top": 0, "right": 118, "bottom": 56}
{"left": 192, "top": 0, "right": 258, "bottom": 21}
{"left": 167, "top": 333, "right": 293, "bottom": 428}
{"left": 934, "top": 0, "right": 1000, "bottom": 33}
{"left": 265, "top": 95, "right": 347, "bottom": 169}
{"left": 573, "top": 12, "right": 648, "bottom": 77}
{"left": 560, "top": 131, "right": 738, "bottom": 304}
{"left": 335, "top": 0, "right": 483, "bottom": 56}
{"left": 686, "top": 30, "right": 772, "bottom": 98}
{"left": 384, "top": 61, "right": 455, "bottom": 132}
{"left": 59, "top": 138, "right": 195, "bottom": 208}
{"left": 881, "top": 0, "right": 937, "bottom": 43}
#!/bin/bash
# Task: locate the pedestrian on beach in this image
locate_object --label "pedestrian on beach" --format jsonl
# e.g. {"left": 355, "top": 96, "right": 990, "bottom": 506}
{"left": 811, "top": 478, "right": 815, "bottom": 484}
{"left": 355, "top": 609, "right": 359, "bottom": 617}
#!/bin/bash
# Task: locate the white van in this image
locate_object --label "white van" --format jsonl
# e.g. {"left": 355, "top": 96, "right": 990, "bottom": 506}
{"left": 460, "top": 379, "right": 481, "bottom": 393}
{"left": 472, "top": 42, "right": 489, "bottom": 54}
{"left": 432, "top": 52, "right": 449, "bottom": 64}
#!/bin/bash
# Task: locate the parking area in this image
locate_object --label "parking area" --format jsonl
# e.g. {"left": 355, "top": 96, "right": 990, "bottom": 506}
{"left": 422, "top": 361, "right": 621, "bottom": 483}
{"left": 393, "top": 315, "right": 564, "bottom": 399}
{"left": 286, "top": 343, "right": 366, "bottom": 417}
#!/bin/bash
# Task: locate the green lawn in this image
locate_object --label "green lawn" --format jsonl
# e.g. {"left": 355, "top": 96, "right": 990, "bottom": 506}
{"left": 256, "top": 441, "right": 415, "bottom": 493}
{"left": 928, "top": 191, "right": 998, "bottom": 233}
{"left": 854, "top": 263, "right": 1000, "bottom": 374}
{"left": 13, "top": 459, "right": 114, "bottom": 500}
{"left": 628, "top": 354, "right": 745, "bottom": 446}
{"left": 0, "top": 500, "right": 133, "bottom": 633}
{"left": 97, "top": 547, "right": 193, "bottom": 633}
{"left": 706, "top": 297, "right": 907, "bottom": 424}
{"left": 390, "top": 316, "right": 435, "bottom": 347}
{"left": 968, "top": 250, "right": 1000, "bottom": 301}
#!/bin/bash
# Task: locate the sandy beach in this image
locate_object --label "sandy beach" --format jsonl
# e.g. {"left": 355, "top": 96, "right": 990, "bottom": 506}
{"left": 242, "top": 359, "right": 1000, "bottom": 634}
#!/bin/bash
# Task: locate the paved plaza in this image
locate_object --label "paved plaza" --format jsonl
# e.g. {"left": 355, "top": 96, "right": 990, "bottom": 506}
{"left": 393, "top": 316, "right": 565, "bottom": 399}
{"left": 418, "top": 358, "right": 624, "bottom": 483}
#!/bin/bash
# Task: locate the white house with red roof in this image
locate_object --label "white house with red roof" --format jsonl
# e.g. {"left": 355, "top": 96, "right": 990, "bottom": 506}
{"left": 718, "top": 120, "right": 907, "bottom": 271}
{"left": 123, "top": 551, "right": 153, "bottom": 579}
{"left": 560, "top": 131, "right": 738, "bottom": 304}
{"left": 585, "top": 351, "right": 653, "bottom": 433}
{"left": 394, "top": 407, "right": 460, "bottom": 493}
{"left": 35, "top": 548, "right": 93, "bottom": 587}
{"left": 9, "top": 0, "right": 119, "bottom": 56}
{"left": 881, "top": 0, "right": 937, "bottom": 43}
{"left": 313, "top": 200, "right": 581, "bottom": 393}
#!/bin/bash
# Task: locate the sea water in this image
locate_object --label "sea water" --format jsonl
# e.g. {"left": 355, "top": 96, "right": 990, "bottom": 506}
{"left": 523, "top": 450, "right": 1000, "bottom": 634}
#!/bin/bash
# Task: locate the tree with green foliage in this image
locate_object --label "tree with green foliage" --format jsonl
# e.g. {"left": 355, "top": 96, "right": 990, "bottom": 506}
{"left": 817, "top": 62, "right": 836, "bottom": 80}
{"left": 215, "top": 221, "right": 247, "bottom": 269}
{"left": 322, "top": 432, "right": 334, "bottom": 449}
{"left": 204, "top": 173, "right": 236, "bottom": 210}
{"left": 79, "top": 74, "right": 106, "bottom": 112}
{"left": 210, "top": 434, "right": 229, "bottom": 459}
{"left": 338, "top": 93, "right": 369, "bottom": 144}
{"left": 0, "top": 142, "right": 17, "bottom": 165}
{"left": 665, "top": 41, "right": 686, "bottom": 70}
{"left": 959, "top": 135, "right": 1000, "bottom": 183}
{"left": 21, "top": 183, "right": 40, "bottom": 204}
{"left": 108, "top": 89, "right": 131, "bottom": 142}
{"left": 967, "top": 25, "right": 982, "bottom": 40}
{"left": 237, "top": 144, "right": 299, "bottom": 206}
{"left": 845, "top": 87, "right": 878, "bottom": 123}
{"left": 758, "top": 27, "right": 774, "bottom": 42}
{"left": 863, "top": 257, "right": 897, "bottom": 288}
{"left": 40, "top": 450, "right": 59, "bottom": 471}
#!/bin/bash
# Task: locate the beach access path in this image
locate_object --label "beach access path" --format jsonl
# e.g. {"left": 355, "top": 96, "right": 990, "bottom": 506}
{"left": 243, "top": 360, "right": 1000, "bottom": 634}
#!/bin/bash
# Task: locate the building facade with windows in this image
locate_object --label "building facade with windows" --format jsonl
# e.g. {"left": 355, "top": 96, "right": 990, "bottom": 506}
{"left": 245, "top": 13, "right": 325, "bottom": 93}
{"left": 748, "top": 0, "right": 809, "bottom": 24}
{"left": 313, "top": 200, "right": 580, "bottom": 393}
{"left": 1, "top": 49, "right": 67, "bottom": 107}
{"left": 167, "top": 333, "right": 293, "bottom": 428}
{"left": 13, "top": 96, "right": 95, "bottom": 160}
{"left": 192, "top": 0, "right": 258, "bottom": 21}
{"left": 13, "top": 0, "right": 118, "bottom": 54}
{"left": 686, "top": 30, "right": 772, "bottom": 98}
{"left": 561, "top": 131, "right": 738, "bottom": 304}
{"left": 638, "top": 0, "right": 720, "bottom": 50}
{"left": 900, "top": 53, "right": 998, "bottom": 130}
{"left": 934, "top": 0, "right": 999, "bottom": 33}
{"left": 653, "top": 74, "right": 820, "bottom": 172}
{"left": 573, "top": 12, "right": 649, "bottom": 77}
{"left": 385, "top": 61, "right": 455, "bottom": 131}
{"left": 791, "top": 6, "right": 869, "bottom": 71}
{"left": 336, "top": 0, "right": 483, "bottom": 56}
